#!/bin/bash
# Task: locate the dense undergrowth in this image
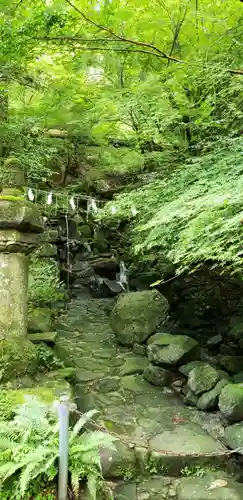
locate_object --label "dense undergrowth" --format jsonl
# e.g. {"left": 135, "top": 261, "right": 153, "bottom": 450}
{"left": 1, "top": 0, "right": 243, "bottom": 275}
{"left": 100, "top": 136, "right": 243, "bottom": 275}
{"left": 0, "top": 399, "right": 116, "bottom": 499}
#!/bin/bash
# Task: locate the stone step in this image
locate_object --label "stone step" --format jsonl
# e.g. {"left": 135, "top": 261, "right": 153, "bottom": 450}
{"left": 28, "top": 331, "right": 57, "bottom": 344}
{"left": 113, "top": 473, "right": 243, "bottom": 500}
{"left": 55, "top": 298, "right": 240, "bottom": 495}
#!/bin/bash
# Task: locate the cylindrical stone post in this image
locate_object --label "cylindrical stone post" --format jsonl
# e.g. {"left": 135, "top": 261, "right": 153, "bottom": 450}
{"left": 0, "top": 160, "right": 44, "bottom": 380}
{"left": 0, "top": 253, "right": 28, "bottom": 339}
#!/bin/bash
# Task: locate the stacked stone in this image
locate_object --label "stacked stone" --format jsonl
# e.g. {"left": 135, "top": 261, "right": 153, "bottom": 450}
{"left": 109, "top": 289, "right": 199, "bottom": 392}
{"left": 0, "top": 159, "right": 44, "bottom": 380}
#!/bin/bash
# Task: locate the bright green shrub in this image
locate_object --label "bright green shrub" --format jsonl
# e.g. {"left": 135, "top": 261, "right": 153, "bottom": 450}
{"left": 0, "top": 398, "right": 117, "bottom": 499}
{"left": 28, "top": 258, "right": 64, "bottom": 307}
{"left": 99, "top": 136, "right": 243, "bottom": 275}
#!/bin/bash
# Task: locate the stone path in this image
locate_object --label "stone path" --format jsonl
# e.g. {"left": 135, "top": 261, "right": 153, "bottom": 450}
{"left": 55, "top": 298, "right": 241, "bottom": 499}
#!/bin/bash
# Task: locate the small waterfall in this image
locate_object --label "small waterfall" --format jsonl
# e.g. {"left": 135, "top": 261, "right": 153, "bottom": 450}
{"left": 87, "top": 198, "right": 98, "bottom": 220}
{"left": 117, "top": 260, "right": 129, "bottom": 291}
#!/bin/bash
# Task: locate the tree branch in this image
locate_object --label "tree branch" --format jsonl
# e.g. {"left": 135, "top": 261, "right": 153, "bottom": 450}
{"left": 168, "top": 0, "right": 190, "bottom": 65}
{"left": 229, "top": 69, "right": 243, "bottom": 75}
{"left": 35, "top": 39, "right": 174, "bottom": 59}
{"left": 65, "top": 0, "right": 183, "bottom": 63}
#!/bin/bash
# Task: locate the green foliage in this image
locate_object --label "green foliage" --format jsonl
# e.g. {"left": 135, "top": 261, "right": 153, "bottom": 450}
{"left": 100, "top": 135, "right": 243, "bottom": 274}
{"left": 35, "top": 344, "right": 64, "bottom": 372}
{"left": 0, "top": 398, "right": 117, "bottom": 499}
{"left": 28, "top": 258, "right": 63, "bottom": 307}
{"left": 1, "top": 0, "right": 243, "bottom": 274}
{"left": 0, "top": 196, "right": 24, "bottom": 201}
{"left": 181, "top": 465, "right": 218, "bottom": 478}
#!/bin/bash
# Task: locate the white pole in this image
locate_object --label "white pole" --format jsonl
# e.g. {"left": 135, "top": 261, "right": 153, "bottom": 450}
{"left": 58, "top": 394, "right": 70, "bottom": 500}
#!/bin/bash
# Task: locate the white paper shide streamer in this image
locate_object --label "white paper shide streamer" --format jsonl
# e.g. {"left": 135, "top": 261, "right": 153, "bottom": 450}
{"left": 46, "top": 192, "right": 53, "bottom": 205}
{"left": 27, "top": 188, "right": 35, "bottom": 202}
{"left": 87, "top": 198, "right": 98, "bottom": 216}
{"left": 69, "top": 196, "right": 76, "bottom": 210}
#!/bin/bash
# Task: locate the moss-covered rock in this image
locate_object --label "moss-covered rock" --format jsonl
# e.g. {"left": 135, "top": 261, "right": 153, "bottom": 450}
{"left": 197, "top": 379, "right": 229, "bottom": 411}
{"left": 40, "top": 229, "right": 58, "bottom": 243}
{"left": 2, "top": 158, "right": 25, "bottom": 188}
{"left": 0, "top": 198, "right": 43, "bottom": 233}
{"left": 147, "top": 333, "right": 198, "bottom": 366}
{"left": 101, "top": 440, "right": 136, "bottom": 479}
{"left": 0, "top": 339, "right": 37, "bottom": 381}
{"left": 183, "top": 387, "right": 199, "bottom": 406}
{"left": 0, "top": 383, "right": 71, "bottom": 420}
{"left": 37, "top": 243, "right": 57, "bottom": 258}
{"left": 177, "top": 474, "right": 242, "bottom": 500}
{"left": 188, "top": 365, "right": 219, "bottom": 396}
{"left": 28, "top": 307, "right": 53, "bottom": 332}
{"left": 27, "top": 331, "right": 57, "bottom": 344}
{"left": 143, "top": 364, "right": 174, "bottom": 386}
{"left": 133, "top": 343, "right": 146, "bottom": 356}
{"left": 119, "top": 356, "right": 149, "bottom": 376}
{"left": 179, "top": 360, "right": 206, "bottom": 377}
{"left": 109, "top": 290, "right": 168, "bottom": 346}
{"left": 93, "top": 376, "right": 120, "bottom": 393}
{"left": 224, "top": 422, "right": 243, "bottom": 453}
{"left": 219, "top": 384, "right": 243, "bottom": 421}
{"left": 232, "top": 371, "right": 243, "bottom": 384}
{"left": 228, "top": 322, "right": 243, "bottom": 341}
{"left": 219, "top": 355, "right": 243, "bottom": 374}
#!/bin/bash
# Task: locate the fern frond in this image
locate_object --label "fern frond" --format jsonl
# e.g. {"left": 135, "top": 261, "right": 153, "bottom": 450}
{"left": 87, "top": 473, "right": 99, "bottom": 500}
{"left": 71, "top": 469, "right": 80, "bottom": 499}
{"left": 70, "top": 410, "right": 99, "bottom": 443}
{"left": 76, "top": 431, "right": 117, "bottom": 452}
{"left": 0, "top": 461, "right": 21, "bottom": 482}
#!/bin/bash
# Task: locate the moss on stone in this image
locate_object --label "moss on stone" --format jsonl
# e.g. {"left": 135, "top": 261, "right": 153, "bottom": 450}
{"left": 0, "top": 339, "right": 38, "bottom": 381}
{"left": 119, "top": 356, "right": 149, "bottom": 376}
{"left": 0, "top": 385, "right": 70, "bottom": 420}
{"left": 197, "top": 379, "right": 229, "bottom": 411}
{"left": 188, "top": 365, "right": 219, "bottom": 396}
{"left": 110, "top": 290, "right": 169, "bottom": 346}
{"left": 101, "top": 441, "right": 137, "bottom": 479}
{"left": 143, "top": 364, "right": 174, "bottom": 386}
{"left": 0, "top": 198, "right": 43, "bottom": 233}
{"left": 219, "top": 383, "right": 243, "bottom": 421}
{"left": 0, "top": 195, "right": 24, "bottom": 201}
{"left": 224, "top": 422, "right": 243, "bottom": 452}
{"left": 28, "top": 307, "right": 53, "bottom": 332}
{"left": 147, "top": 334, "right": 198, "bottom": 366}
{"left": 27, "top": 331, "right": 57, "bottom": 343}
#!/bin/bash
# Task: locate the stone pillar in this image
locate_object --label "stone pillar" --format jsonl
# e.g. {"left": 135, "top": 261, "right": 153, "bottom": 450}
{"left": 0, "top": 161, "right": 44, "bottom": 380}
{"left": 0, "top": 253, "right": 28, "bottom": 338}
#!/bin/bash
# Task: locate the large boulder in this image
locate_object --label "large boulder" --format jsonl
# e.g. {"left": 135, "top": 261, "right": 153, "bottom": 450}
{"left": 187, "top": 364, "right": 220, "bottom": 396}
{"left": 147, "top": 333, "right": 198, "bottom": 366}
{"left": 109, "top": 290, "right": 168, "bottom": 346}
{"left": 219, "top": 384, "right": 243, "bottom": 421}
{"left": 224, "top": 422, "right": 243, "bottom": 453}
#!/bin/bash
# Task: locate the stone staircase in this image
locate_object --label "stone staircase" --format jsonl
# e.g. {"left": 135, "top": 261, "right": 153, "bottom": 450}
{"left": 55, "top": 297, "right": 242, "bottom": 499}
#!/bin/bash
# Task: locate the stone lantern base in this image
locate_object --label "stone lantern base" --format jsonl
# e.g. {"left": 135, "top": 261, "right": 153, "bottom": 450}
{"left": 0, "top": 338, "right": 38, "bottom": 381}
